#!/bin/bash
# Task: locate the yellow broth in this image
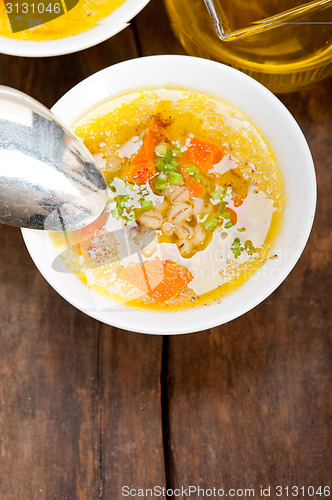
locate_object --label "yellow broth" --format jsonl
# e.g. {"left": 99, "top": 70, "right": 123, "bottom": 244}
{"left": 50, "top": 89, "right": 284, "bottom": 311}
{"left": 0, "top": 0, "right": 126, "bottom": 40}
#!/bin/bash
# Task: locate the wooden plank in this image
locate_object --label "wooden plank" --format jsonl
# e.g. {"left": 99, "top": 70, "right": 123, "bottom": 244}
{"left": 133, "top": 0, "right": 186, "bottom": 55}
{"left": 164, "top": 79, "right": 332, "bottom": 492}
{"left": 0, "top": 27, "right": 139, "bottom": 108}
{"left": 0, "top": 225, "right": 100, "bottom": 498}
{"left": 98, "top": 328, "right": 165, "bottom": 498}
{"left": 0, "top": 227, "right": 165, "bottom": 498}
{"left": 0, "top": 24, "right": 166, "bottom": 499}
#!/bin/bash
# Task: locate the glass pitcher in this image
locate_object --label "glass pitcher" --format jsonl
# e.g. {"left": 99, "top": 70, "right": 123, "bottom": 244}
{"left": 164, "top": 0, "right": 332, "bottom": 92}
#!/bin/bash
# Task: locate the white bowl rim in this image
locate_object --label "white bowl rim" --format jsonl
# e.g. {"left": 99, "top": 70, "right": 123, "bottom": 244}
{"left": 21, "top": 55, "right": 317, "bottom": 335}
{"left": 0, "top": 0, "right": 151, "bottom": 57}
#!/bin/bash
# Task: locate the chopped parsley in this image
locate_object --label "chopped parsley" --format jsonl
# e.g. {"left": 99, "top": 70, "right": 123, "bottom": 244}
{"left": 231, "top": 238, "right": 244, "bottom": 259}
{"left": 153, "top": 143, "right": 184, "bottom": 189}
{"left": 231, "top": 238, "right": 257, "bottom": 258}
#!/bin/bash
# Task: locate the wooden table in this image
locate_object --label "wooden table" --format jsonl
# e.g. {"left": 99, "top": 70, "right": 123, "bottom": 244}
{"left": 0, "top": 0, "right": 331, "bottom": 498}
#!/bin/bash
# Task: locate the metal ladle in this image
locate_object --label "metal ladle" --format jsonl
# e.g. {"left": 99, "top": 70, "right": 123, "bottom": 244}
{"left": 0, "top": 86, "right": 107, "bottom": 231}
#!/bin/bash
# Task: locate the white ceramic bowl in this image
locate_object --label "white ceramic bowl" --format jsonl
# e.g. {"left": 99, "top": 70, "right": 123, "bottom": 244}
{"left": 22, "top": 55, "right": 316, "bottom": 334}
{"left": 0, "top": 0, "right": 150, "bottom": 57}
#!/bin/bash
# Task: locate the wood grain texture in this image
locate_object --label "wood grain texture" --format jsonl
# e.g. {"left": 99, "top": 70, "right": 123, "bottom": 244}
{"left": 134, "top": 0, "right": 186, "bottom": 56}
{"left": 164, "top": 80, "right": 332, "bottom": 494}
{"left": 0, "top": 225, "right": 100, "bottom": 498}
{"left": 98, "top": 328, "right": 165, "bottom": 498}
{"left": 0, "top": 27, "right": 139, "bottom": 108}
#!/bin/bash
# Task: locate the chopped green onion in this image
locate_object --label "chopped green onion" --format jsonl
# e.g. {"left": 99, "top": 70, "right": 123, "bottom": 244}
{"left": 186, "top": 165, "right": 200, "bottom": 175}
{"left": 169, "top": 160, "right": 178, "bottom": 168}
{"left": 119, "top": 194, "right": 130, "bottom": 202}
{"left": 231, "top": 238, "right": 244, "bottom": 259}
{"left": 224, "top": 220, "right": 233, "bottom": 229}
{"left": 155, "top": 143, "right": 168, "bottom": 157}
{"left": 154, "top": 182, "right": 168, "bottom": 191}
{"left": 165, "top": 152, "right": 173, "bottom": 163}
{"left": 211, "top": 188, "right": 225, "bottom": 201}
{"left": 217, "top": 202, "right": 226, "bottom": 214}
{"left": 164, "top": 162, "right": 178, "bottom": 172}
{"left": 153, "top": 174, "right": 168, "bottom": 191}
{"left": 172, "top": 146, "right": 182, "bottom": 157}
{"left": 203, "top": 216, "right": 220, "bottom": 231}
{"left": 169, "top": 172, "right": 184, "bottom": 186}
{"left": 237, "top": 227, "right": 245, "bottom": 232}
{"left": 112, "top": 206, "right": 122, "bottom": 220}
{"left": 140, "top": 199, "right": 153, "bottom": 211}
{"left": 155, "top": 158, "right": 168, "bottom": 173}
{"left": 222, "top": 212, "right": 231, "bottom": 219}
{"left": 185, "top": 165, "right": 209, "bottom": 188}
{"left": 116, "top": 202, "right": 125, "bottom": 214}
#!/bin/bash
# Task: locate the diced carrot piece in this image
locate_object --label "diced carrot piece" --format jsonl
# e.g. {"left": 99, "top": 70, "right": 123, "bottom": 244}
{"left": 147, "top": 259, "right": 193, "bottom": 302}
{"left": 182, "top": 137, "right": 224, "bottom": 174}
{"left": 233, "top": 193, "right": 244, "bottom": 207}
{"left": 121, "top": 258, "right": 194, "bottom": 303}
{"left": 185, "top": 176, "right": 205, "bottom": 197}
{"left": 121, "top": 119, "right": 157, "bottom": 185}
{"left": 225, "top": 207, "right": 237, "bottom": 226}
{"left": 179, "top": 166, "right": 205, "bottom": 197}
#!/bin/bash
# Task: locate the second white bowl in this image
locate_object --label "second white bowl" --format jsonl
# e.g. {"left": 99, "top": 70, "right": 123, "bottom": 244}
{"left": 0, "top": 0, "right": 151, "bottom": 57}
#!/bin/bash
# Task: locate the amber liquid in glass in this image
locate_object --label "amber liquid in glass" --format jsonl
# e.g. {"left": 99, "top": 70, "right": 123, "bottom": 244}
{"left": 164, "top": 0, "right": 332, "bottom": 92}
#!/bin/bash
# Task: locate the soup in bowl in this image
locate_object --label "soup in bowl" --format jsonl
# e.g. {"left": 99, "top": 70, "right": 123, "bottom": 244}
{"left": 0, "top": 0, "right": 151, "bottom": 57}
{"left": 22, "top": 56, "right": 316, "bottom": 334}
